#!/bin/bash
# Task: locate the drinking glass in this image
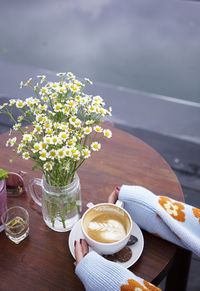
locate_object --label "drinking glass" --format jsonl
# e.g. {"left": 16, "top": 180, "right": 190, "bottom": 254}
{"left": 1, "top": 206, "right": 29, "bottom": 244}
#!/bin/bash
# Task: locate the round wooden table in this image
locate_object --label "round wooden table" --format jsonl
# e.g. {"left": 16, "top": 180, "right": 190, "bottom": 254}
{"left": 0, "top": 124, "right": 187, "bottom": 290}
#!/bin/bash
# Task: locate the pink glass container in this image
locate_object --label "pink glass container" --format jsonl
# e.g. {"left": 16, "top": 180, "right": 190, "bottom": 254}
{"left": 0, "top": 179, "right": 7, "bottom": 232}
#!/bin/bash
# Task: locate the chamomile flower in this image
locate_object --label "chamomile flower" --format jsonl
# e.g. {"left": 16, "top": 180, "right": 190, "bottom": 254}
{"left": 17, "top": 144, "right": 23, "bottom": 153}
{"left": 60, "top": 123, "right": 68, "bottom": 131}
{"left": 97, "top": 107, "right": 106, "bottom": 116}
{"left": 46, "top": 129, "right": 53, "bottom": 135}
{"left": 71, "top": 148, "right": 80, "bottom": 160}
{"left": 20, "top": 81, "right": 24, "bottom": 88}
{"left": 91, "top": 142, "right": 101, "bottom": 151}
{"left": 41, "top": 96, "right": 49, "bottom": 102}
{"left": 23, "top": 134, "right": 32, "bottom": 142}
{"left": 0, "top": 103, "right": 8, "bottom": 110}
{"left": 64, "top": 147, "right": 72, "bottom": 157}
{"left": 9, "top": 99, "right": 16, "bottom": 106}
{"left": 16, "top": 100, "right": 25, "bottom": 108}
{"left": 84, "top": 77, "right": 93, "bottom": 85}
{"left": 88, "top": 105, "right": 97, "bottom": 113}
{"left": 84, "top": 127, "right": 92, "bottom": 135}
{"left": 26, "top": 97, "right": 35, "bottom": 107}
{"left": 44, "top": 122, "right": 52, "bottom": 130}
{"left": 36, "top": 114, "right": 44, "bottom": 123}
{"left": 82, "top": 148, "right": 91, "bottom": 159}
{"left": 33, "top": 142, "right": 41, "bottom": 153}
{"left": 25, "top": 78, "right": 32, "bottom": 86}
{"left": 69, "top": 116, "right": 77, "bottom": 126}
{"left": 62, "top": 106, "right": 70, "bottom": 115}
{"left": 51, "top": 135, "right": 60, "bottom": 145}
{"left": 58, "top": 86, "right": 66, "bottom": 93}
{"left": 49, "top": 149, "right": 57, "bottom": 159}
{"left": 74, "top": 119, "right": 81, "bottom": 128}
{"left": 39, "top": 150, "right": 47, "bottom": 161}
{"left": 39, "top": 87, "right": 48, "bottom": 95}
{"left": 57, "top": 148, "right": 65, "bottom": 160}
{"left": 67, "top": 137, "right": 77, "bottom": 147}
{"left": 67, "top": 99, "right": 75, "bottom": 107}
{"left": 40, "top": 142, "right": 48, "bottom": 150}
{"left": 51, "top": 82, "right": 59, "bottom": 89}
{"left": 44, "top": 161, "right": 53, "bottom": 171}
{"left": 6, "top": 137, "right": 16, "bottom": 147}
{"left": 56, "top": 72, "right": 66, "bottom": 77}
{"left": 103, "top": 129, "right": 112, "bottom": 138}
{"left": 70, "top": 84, "right": 79, "bottom": 93}
{"left": 54, "top": 122, "right": 60, "bottom": 129}
{"left": 75, "top": 80, "right": 84, "bottom": 87}
{"left": 37, "top": 75, "right": 46, "bottom": 83}
{"left": 94, "top": 125, "right": 103, "bottom": 133}
{"left": 34, "top": 125, "right": 42, "bottom": 134}
{"left": 86, "top": 120, "right": 94, "bottom": 125}
{"left": 59, "top": 131, "right": 68, "bottom": 141}
{"left": 54, "top": 103, "right": 62, "bottom": 112}
{"left": 43, "top": 136, "right": 51, "bottom": 144}
{"left": 67, "top": 72, "right": 75, "bottom": 79}
{"left": 39, "top": 104, "right": 48, "bottom": 111}
{"left": 22, "top": 152, "right": 30, "bottom": 160}
{"left": 18, "top": 115, "right": 24, "bottom": 122}
{"left": 13, "top": 123, "right": 21, "bottom": 131}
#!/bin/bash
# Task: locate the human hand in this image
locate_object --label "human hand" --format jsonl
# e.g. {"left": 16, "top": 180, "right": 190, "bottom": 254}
{"left": 108, "top": 186, "right": 121, "bottom": 203}
{"left": 74, "top": 239, "right": 89, "bottom": 267}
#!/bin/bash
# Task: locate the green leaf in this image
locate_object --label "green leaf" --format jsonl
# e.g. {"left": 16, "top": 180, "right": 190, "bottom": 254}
{"left": 32, "top": 164, "right": 38, "bottom": 171}
{"left": 0, "top": 169, "right": 9, "bottom": 181}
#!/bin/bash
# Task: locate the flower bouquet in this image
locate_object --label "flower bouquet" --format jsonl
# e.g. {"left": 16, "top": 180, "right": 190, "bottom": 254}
{"left": 0, "top": 72, "right": 112, "bottom": 231}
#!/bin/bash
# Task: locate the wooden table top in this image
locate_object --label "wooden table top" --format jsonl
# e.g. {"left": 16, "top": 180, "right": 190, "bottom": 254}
{"left": 0, "top": 124, "right": 184, "bottom": 290}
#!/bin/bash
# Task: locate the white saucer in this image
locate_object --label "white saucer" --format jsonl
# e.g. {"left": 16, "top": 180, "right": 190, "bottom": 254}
{"left": 68, "top": 219, "right": 144, "bottom": 268}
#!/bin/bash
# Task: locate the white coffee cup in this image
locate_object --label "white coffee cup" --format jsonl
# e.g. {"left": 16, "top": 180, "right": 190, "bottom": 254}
{"left": 81, "top": 201, "right": 132, "bottom": 255}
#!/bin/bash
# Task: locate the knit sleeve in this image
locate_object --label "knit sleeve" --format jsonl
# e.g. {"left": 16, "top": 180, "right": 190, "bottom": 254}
{"left": 119, "top": 185, "right": 200, "bottom": 256}
{"left": 75, "top": 251, "right": 161, "bottom": 291}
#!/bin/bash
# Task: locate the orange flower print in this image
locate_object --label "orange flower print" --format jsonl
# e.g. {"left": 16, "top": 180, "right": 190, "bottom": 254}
{"left": 121, "top": 279, "right": 161, "bottom": 291}
{"left": 143, "top": 280, "right": 161, "bottom": 290}
{"left": 158, "top": 196, "right": 185, "bottom": 222}
{"left": 192, "top": 207, "right": 200, "bottom": 223}
{"left": 152, "top": 233, "right": 162, "bottom": 238}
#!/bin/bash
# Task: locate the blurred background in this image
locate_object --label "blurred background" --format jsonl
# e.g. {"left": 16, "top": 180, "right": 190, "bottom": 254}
{"left": 0, "top": 0, "right": 200, "bottom": 103}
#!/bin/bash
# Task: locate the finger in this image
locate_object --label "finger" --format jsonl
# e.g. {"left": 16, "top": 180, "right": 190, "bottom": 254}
{"left": 80, "top": 239, "right": 89, "bottom": 256}
{"left": 108, "top": 188, "right": 119, "bottom": 203}
{"left": 74, "top": 240, "right": 83, "bottom": 264}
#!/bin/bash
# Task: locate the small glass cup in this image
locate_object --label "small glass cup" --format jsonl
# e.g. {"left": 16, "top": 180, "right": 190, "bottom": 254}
{"left": 1, "top": 206, "right": 29, "bottom": 244}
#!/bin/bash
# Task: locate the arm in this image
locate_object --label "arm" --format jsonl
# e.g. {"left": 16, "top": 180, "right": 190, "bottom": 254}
{"left": 118, "top": 185, "right": 200, "bottom": 257}
{"left": 75, "top": 243, "right": 161, "bottom": 291}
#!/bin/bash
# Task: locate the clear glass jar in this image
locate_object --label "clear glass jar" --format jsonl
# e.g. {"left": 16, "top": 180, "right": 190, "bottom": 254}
{"left": 28, "top": 173, "right": 81, "bottom": 232}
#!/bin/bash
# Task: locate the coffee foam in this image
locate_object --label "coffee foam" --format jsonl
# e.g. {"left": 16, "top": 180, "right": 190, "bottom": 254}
{"left": 83, "top": 205, "right": 131, "bottom": 243}
{"left": 88, "top": 219, "right": 126, "bottom": 242}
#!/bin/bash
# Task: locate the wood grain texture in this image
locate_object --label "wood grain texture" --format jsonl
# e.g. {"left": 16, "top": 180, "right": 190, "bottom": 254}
{"left": 0, "top": 123, "right": 184, "bottom": 290}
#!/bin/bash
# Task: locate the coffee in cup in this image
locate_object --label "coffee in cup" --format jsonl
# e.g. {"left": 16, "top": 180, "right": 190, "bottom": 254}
{"left": 81, "top": 202, "right": 132, "bottom": 254}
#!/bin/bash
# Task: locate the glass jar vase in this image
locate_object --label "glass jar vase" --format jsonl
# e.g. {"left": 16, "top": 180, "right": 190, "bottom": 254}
{"left": 28, "top": 173, "right": 81, "bottom": 232}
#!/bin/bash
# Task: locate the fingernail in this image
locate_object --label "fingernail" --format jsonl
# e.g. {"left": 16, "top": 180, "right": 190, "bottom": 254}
{"left": 116, "top": 186, "right": 120, "bottom": 191}
{"left": 83, "top": 253, "right": 87, "bottom": 257}
{"left": 74, "top": 240, "right": 77, "bottom": 247}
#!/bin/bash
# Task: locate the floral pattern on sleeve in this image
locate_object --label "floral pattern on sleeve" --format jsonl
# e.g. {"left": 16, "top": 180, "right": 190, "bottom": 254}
{"left": 158, "top": 196, "right": 185, "bottom": 222}
{"left": 192, "top": 207, "right": 200, "bottom": 223}
{"left": 120, "top": 279, "right": 161, "bottom": 291}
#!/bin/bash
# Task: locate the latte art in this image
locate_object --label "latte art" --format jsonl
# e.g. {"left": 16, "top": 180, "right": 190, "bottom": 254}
{"left": 88, "top": 219, "right": 126, "bottom": 242}
{"left": 84, "top": 211, "right": 129, "bottom": 243}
